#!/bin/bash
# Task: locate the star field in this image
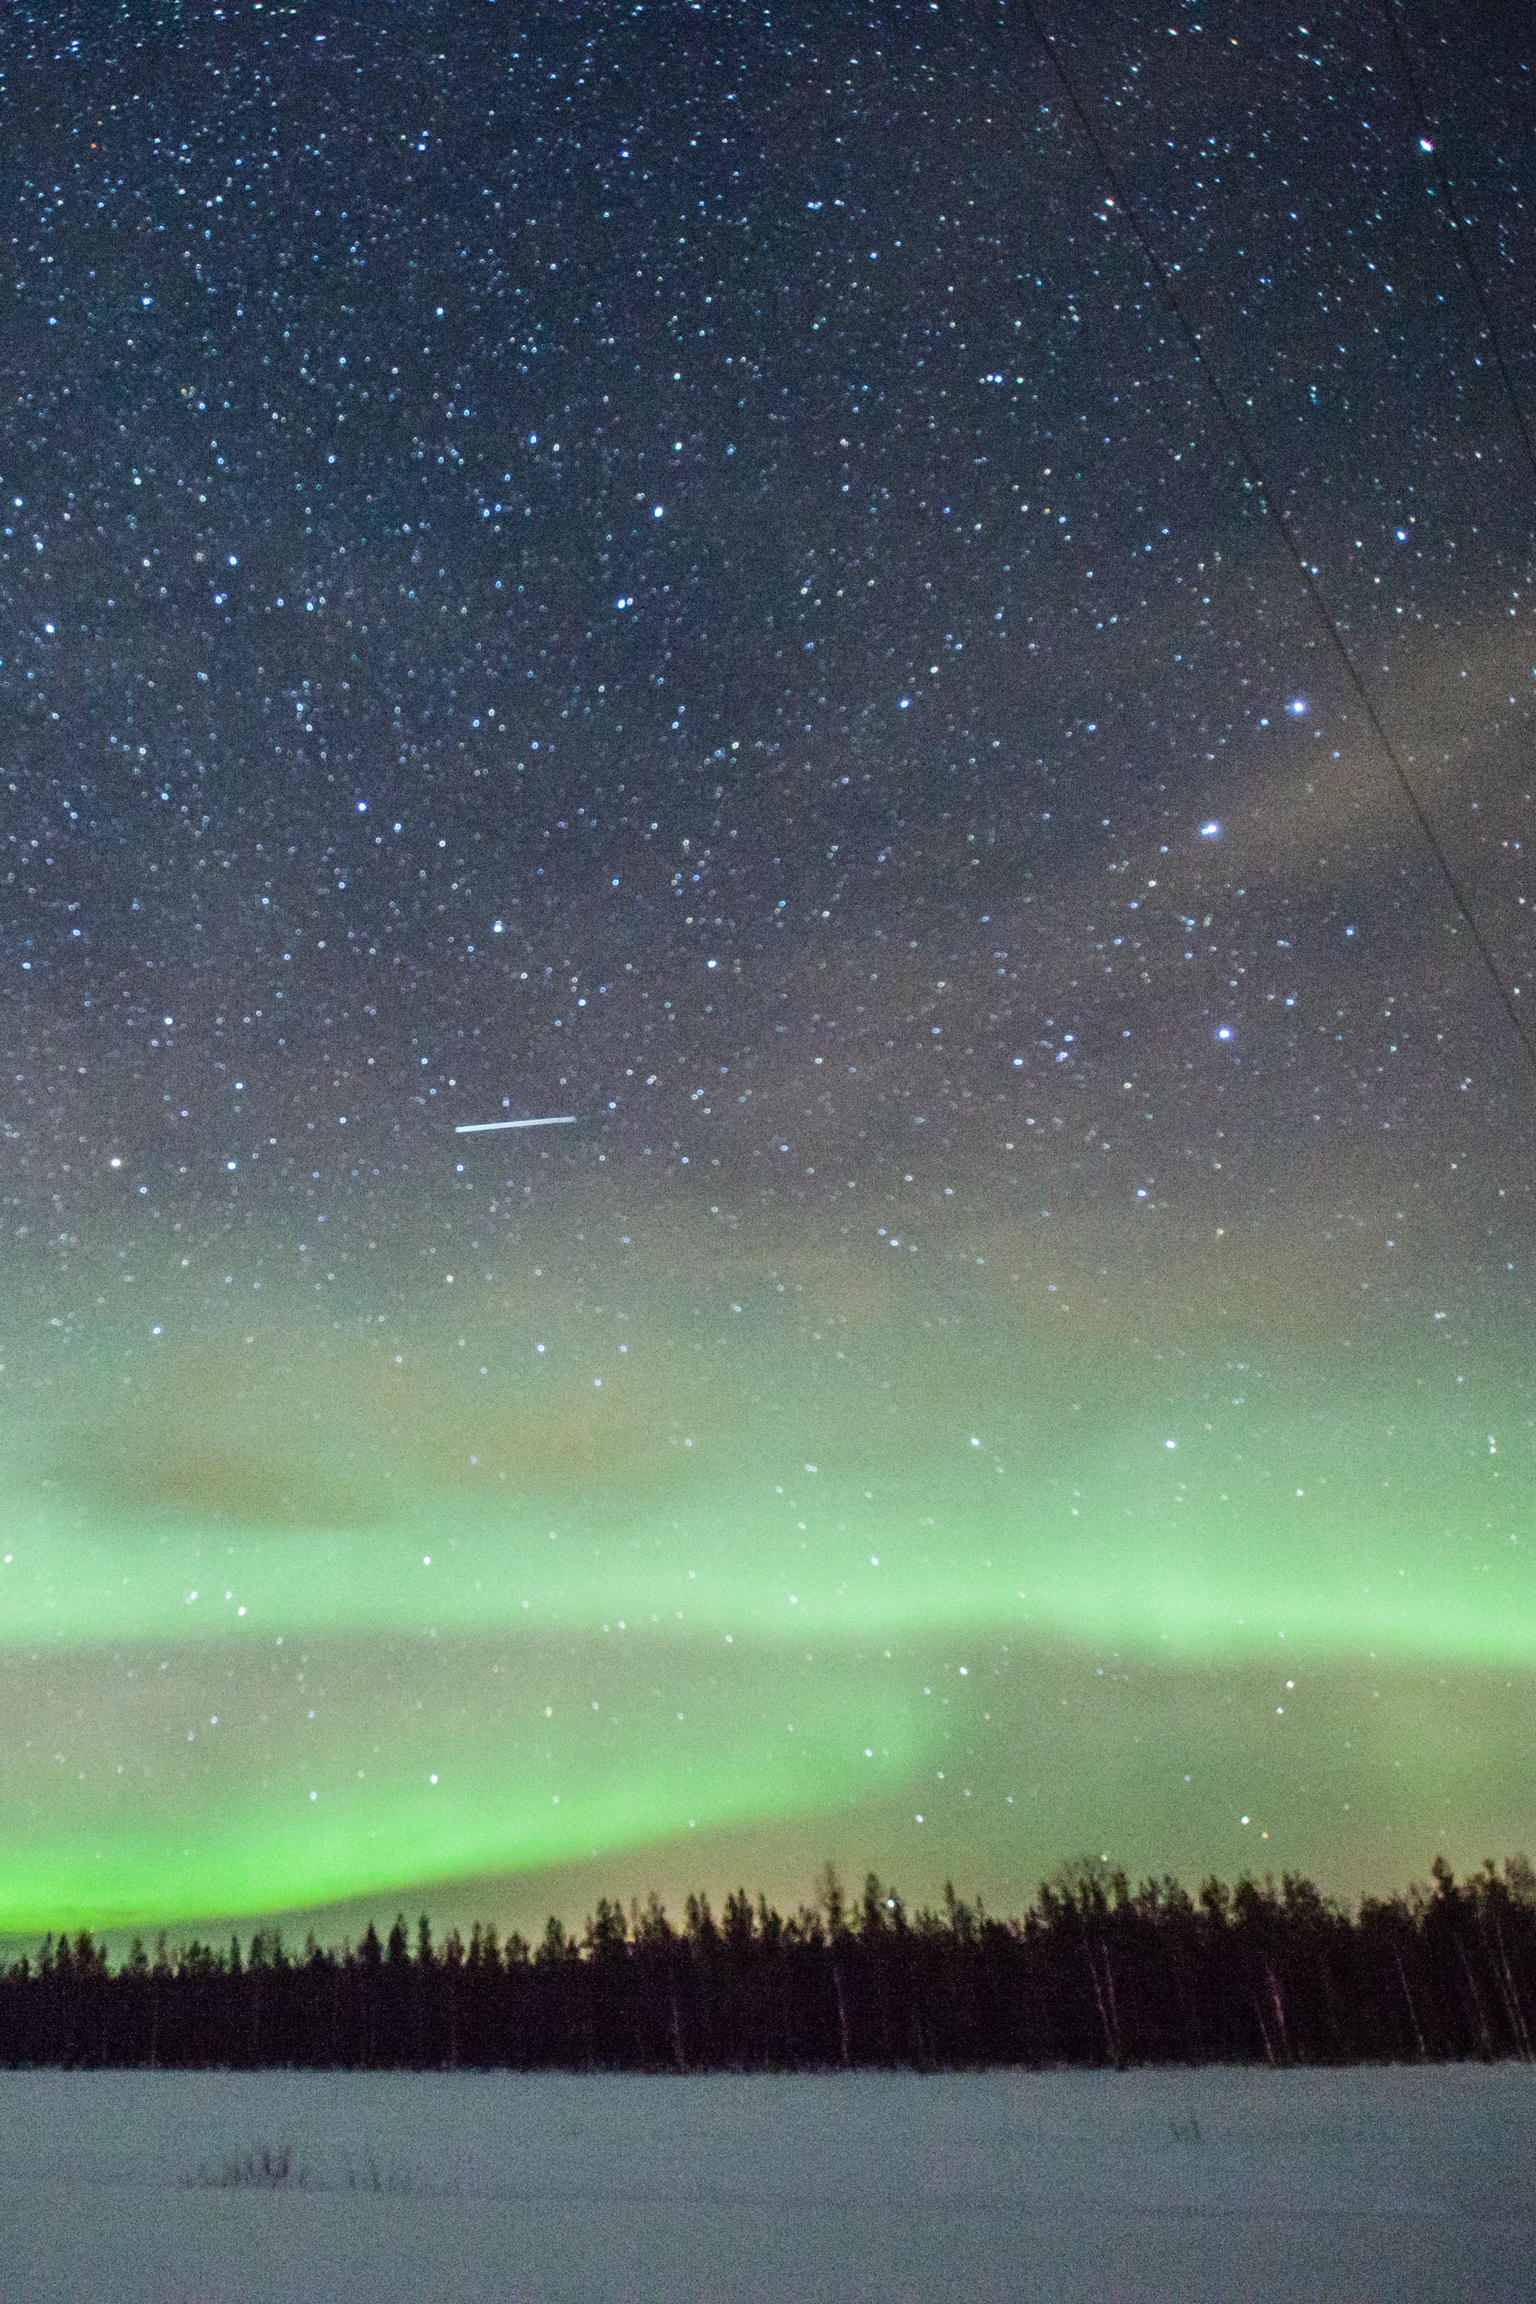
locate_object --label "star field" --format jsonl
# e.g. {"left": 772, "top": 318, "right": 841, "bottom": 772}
{"left": 1, "top": 1, "right": 1533, "bottom": 1936}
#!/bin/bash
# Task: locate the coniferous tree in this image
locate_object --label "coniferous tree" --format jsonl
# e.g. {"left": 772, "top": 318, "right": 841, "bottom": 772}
{"left": 4, "top": 1854, "right": 1533, "bottom": 2071}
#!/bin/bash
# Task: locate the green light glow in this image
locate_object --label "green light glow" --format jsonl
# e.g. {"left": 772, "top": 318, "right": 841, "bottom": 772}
{"left": 2, "top": 1204, "right": 1531, "bottom": 1929}
{"left": 0, "top": 1630, "right": 928, "bottom": 1929}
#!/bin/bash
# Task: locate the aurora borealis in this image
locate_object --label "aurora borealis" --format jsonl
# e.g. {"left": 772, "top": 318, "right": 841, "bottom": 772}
{"left": 3, "top": 1174, "right": 1532, "bottom": 1935}
{"left": 2, "top": 2, "right": 1533, "bottom": 1937}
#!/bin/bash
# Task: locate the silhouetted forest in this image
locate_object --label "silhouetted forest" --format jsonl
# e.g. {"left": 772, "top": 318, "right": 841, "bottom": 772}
{"left": 4, "top": 1857, "right": 1533, "bottom": 2070}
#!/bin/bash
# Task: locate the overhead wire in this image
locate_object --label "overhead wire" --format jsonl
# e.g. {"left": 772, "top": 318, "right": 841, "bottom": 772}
{"left": 1380, "top": 0, "right": 1536, "bottom": 497}
{"left": 1017, "top": 2, "right": 1536, "bottom": 1080}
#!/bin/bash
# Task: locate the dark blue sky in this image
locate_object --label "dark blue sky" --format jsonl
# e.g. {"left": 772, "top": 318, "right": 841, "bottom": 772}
{"left": 2, "top": 0, "right": 1531, "bottom": 1249}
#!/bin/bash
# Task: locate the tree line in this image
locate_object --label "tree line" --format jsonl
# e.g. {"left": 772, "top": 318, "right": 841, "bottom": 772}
{"left": 3, "top": 1856, "right": 1532, "bottom": 2071}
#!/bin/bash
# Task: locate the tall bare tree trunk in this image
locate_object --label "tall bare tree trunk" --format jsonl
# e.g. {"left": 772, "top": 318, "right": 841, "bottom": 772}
{"left": 1264, "top": 1962, "right": 1291, "bottom": 2065}
{"left": 1393, "top": 1946, "right": 1428, "bottom": 2061}
{"left": 1484, "top": 1913, "right": 1534, "bottom": 2061}
{"left": 1456, "top": 1938, "right": 1496, "bottom": 2059}
{"left": 831, "top": 1957, "right": 851, "bottom": 2068}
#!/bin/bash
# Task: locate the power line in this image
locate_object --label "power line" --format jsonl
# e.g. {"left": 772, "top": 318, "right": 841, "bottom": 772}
{"left": 1381, "top": 0, "right": 1536, "bottom": 498}
{"left": 1018, "top": 3, "right": 1536, "bottom": 1080}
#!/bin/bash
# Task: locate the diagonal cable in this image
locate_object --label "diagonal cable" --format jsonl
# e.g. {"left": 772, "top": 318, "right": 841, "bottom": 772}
{"left": 1017, "top": 1, "right": 1536, "bottom": 1077}
{"left": 1381, "top": 0, "right": 1536, "bottom": 496}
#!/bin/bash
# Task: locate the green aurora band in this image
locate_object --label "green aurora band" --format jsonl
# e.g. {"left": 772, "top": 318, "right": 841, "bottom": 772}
{"left": 1, "top": 1194, "right": 1531, "bottom": 1931}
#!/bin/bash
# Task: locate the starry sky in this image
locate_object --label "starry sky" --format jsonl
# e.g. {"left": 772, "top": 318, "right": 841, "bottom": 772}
{"left": 2, "top": 0, "right": 1533, "bottom": 1939}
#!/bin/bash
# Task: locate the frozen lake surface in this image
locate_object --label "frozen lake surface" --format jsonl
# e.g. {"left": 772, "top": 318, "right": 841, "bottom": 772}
{"left": 0, "top": 2065, "right": 1530, "bottom": 2300}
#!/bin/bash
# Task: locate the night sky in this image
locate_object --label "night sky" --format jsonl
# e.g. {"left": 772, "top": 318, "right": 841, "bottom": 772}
{"left": 2, "top": 1, "right": 1533, "bottom": 1939}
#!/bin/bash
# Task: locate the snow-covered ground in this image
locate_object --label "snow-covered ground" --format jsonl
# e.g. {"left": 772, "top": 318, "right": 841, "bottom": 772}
{"left": 0, "top": 2064, "right": 1529, "bottom": 2300}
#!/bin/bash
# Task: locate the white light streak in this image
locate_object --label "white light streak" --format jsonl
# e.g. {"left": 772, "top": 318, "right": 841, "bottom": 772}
{"left": 454, "top": 1115, "right": 577, "bottom": 1134}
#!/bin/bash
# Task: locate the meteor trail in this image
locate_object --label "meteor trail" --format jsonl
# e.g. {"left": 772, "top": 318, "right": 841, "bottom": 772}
{"left": 454, "top": 1115, "right": 577, "bottom": 1135}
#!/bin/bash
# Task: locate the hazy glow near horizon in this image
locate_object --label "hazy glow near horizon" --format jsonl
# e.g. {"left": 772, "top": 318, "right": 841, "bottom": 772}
{"left": 1, "top": 1202, "right": 1530, "bottom": 1934}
